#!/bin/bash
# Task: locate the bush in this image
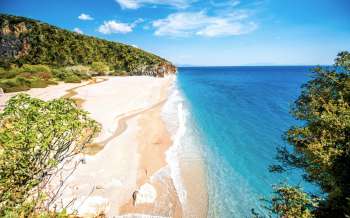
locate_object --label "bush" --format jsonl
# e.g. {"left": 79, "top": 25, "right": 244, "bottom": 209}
{"left": 261, "top": 185, "right": 319, "bottom": 218}
{"left": 29, "top": 78, "right": 49, "bottom": 88}
{"left": 35, "top": 71, "right": 53, "bottom": 80}
{"left": 109, "top": 71, "right": 128, "bottom": 76}
{"left": 65, "top": 65, "right": 91, "bottom": 80}
{"left": 91, "top": 62, "right": 110, "bottom": 75}
{"left": 0, "top": 65, "right": 52, "bottom": 85}
{"left": 117, "top": 71, "right": 128, "bottom": 76}
{"left": 52, "top": 69, "right": 66, "bottom": 80}
{"left": 0, "top": 94, "right": 100, "bottom": 216}
{"left": 0, "top": 77, "right": 31, "bottom": 92}
{"left": 46, "top": 80, "right": 58, "bottom": 85}
{"left": 18, "top": 71, "right": 34, "bottom": 79}
{"left": 0, "top": 68, "right": 17, "bottom": 79}
{"left": 21, "top": 64, "right": 51, "bottom": 73}
{"left": 64, "top": 73, "right": 81, "bottom": 83}
{"left": 65, "top": 65, "right": 90, "bottom": 74}
{"left": 0, "top": 66, "right": 56, "bottom": 92}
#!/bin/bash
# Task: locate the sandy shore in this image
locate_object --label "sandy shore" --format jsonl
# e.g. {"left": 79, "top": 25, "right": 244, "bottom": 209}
{"left": 0, "top": 76, "right": 208, "bottom": 217}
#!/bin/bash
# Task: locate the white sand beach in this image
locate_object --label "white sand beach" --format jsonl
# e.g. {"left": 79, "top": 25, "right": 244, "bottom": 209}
{"left": 0, "top": 76, "right": 208, "bottom": 217}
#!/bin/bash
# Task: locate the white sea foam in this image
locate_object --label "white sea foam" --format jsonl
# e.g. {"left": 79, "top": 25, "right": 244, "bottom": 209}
{"left": 161, "top": 79, "right": 187, "bottom": 208}
{"left": 161, "top": 76, "right": 209, "bottom": 217}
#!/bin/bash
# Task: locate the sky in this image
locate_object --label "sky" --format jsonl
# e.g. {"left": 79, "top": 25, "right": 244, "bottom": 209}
{"left": 1, "top": 0, "right": 350, "bottom": 66}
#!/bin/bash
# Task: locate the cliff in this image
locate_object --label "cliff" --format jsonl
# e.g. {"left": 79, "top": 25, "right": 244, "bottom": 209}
{"left": 0, "top": 14, "right": 176, "bottom": 77}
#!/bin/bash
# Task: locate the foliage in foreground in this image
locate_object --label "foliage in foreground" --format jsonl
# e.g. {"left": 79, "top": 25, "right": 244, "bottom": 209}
{"left": 263, "top": 51, "right": 350, "bottom": 218}
{"left": 262, "top": 185, "right": 319, "bottom": 218}
{"left": 0, "top": 94, "right": 100, "bottom": 216}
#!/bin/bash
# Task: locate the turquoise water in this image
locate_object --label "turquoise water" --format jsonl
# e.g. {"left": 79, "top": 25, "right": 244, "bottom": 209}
{"left": 177, "top": 66, "right": 315, "bottom": 217}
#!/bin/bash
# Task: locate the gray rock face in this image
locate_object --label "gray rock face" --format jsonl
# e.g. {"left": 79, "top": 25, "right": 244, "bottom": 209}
{"left": 130, "top": 63, "right": 177, "bottom": 77}
{"left": 0, "top": 22, "right": 30, "bottom": 61}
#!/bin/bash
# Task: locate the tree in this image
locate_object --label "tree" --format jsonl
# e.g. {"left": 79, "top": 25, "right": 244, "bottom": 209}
{"left": 0, "top": 94, "right": 100, "bottom": 216}
{"left": 267, "top": 52, "right": 350, "bottom": 217}
{"left": 264, "top": 185, "right": 319, "bottom": 218}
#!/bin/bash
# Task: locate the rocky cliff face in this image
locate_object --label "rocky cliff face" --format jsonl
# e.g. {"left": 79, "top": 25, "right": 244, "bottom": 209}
{"left": 0, "top": 14, "right": 176, "bottom": 77}
{"left": 131, "top": 63, "right": 177, "bottom": 77}
{"left": 0, "top": 21, "right": 31, "bottom": 61}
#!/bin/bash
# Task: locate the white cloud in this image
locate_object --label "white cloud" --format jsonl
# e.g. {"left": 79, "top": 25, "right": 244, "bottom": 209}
{"left": 152, "top": 11, "right": 257, "bottom": 37}
{"left": 210, "top": 0, "right": 240, "bottom": 7}
{"left": 73, "top": 27, "right": 83, "bottom": 34}
{"left": 131, "top": 44, "right": 139, "bottom": 48}
{"left": 78, "top": 13, "right": 94, "bottom": 21}
{"left": 115, "top": 0, "right": 192, "bottom": 9}
{"left": 98, "top": 19, "right": 143, "bottom": 34}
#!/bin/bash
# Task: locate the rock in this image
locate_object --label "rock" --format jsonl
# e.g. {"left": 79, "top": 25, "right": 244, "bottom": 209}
{"left": 134, "top": 183, "right": 157, "bottom": 205}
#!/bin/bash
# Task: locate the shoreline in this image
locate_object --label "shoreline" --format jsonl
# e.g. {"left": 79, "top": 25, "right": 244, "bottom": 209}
{"left": 119, "top": 77, "right": 183, "bottom": 217}
{"left": 162, "top": 82, "right": 209, "bottom": 218}
{"left": 0, "top": 75, "right": 209, "bottom": 217}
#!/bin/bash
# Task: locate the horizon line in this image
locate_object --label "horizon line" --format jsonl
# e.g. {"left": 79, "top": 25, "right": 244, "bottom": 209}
{"left": 176, "top": 64, "right": 332, "bottom": 67}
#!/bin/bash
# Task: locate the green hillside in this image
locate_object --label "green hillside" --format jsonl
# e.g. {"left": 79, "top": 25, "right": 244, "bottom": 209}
{"left": 0, "top": 14, "right": 176, "bottom": 76}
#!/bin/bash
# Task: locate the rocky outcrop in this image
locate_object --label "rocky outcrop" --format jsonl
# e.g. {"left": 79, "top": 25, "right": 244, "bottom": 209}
{"left": 130, "top": 63, "right": 177, "bottom": 77}
{"left": 0, "top": 21, "right": 30, "bottom": 61}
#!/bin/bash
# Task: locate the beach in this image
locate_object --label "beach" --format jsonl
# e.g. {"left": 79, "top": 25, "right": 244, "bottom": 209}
{"left": 0, "top": 76, "right": 208, "bottom": 217}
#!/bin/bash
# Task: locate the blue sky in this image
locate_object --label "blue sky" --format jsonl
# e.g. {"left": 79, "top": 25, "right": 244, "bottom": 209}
{"left": 1, "top": 0, "right": 350, "bottom": 66}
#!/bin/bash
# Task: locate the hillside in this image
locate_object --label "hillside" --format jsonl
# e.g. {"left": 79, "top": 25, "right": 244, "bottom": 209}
{"left": 0, "top": 14, "right": 176, "bottom": 77}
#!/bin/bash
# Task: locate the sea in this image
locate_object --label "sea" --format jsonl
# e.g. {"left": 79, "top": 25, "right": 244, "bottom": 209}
{"left": 162, "top": 66, "right": 318, "bottom": 218}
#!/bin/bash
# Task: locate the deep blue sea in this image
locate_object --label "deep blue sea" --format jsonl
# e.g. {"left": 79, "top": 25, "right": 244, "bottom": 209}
{"left": 176, "top": 66, "right": 316, "bottom": 217}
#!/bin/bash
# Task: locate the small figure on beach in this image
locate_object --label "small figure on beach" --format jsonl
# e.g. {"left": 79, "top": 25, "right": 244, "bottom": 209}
{"left": 132, "top": 190, "right": 139, "bottom": 206}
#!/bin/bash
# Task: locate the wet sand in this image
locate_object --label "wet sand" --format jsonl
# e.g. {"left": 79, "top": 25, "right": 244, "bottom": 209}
{"left": 119, "top": 79, "right": 183, "bottom": 217}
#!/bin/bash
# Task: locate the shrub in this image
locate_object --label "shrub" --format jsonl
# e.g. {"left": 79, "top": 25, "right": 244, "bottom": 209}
{"left": 109, "top": 71, "right": 128, "bottom": 76}
{"left": 29, "top": 78, "right": 49, "bottom": 88}
{"left": 0, "top": 78, "right": 30, "bottom": 92}
{"left": 0, "top": 68, "right": 17, "bottom": 79}
{"left": 21, "top": 64, "right": 51, "bottom": 73}
{"left": 0, "top": 94, "right": 100, "bottom": 216}
{"left": 18, "top": 71, "right": 34, "bottom": 79}
{"left": 65, "top": 65, "right": 91, "bottom": 80}
{"left": 46, "top": 80, "right": 58, "bottom": 85}
{"left": 35, "top": 71, "right": 53, "bottom": 80}
{"left": 261, "top": 185, "right": 319, "bottom": 218}
{"left": 65, "top": 65, "right": 90, "bottom": 74}
{"left": 51, "top": 69, "right": 66, "bottom": 80}
{"left": 0, "top": 65, "right": 52, "bottom": 82}
{"left": 64, "top": 73, "right": 81, "bottom": 83}
{"left": 91, "top": 62, "right": 110, "bottom": 75}
{"left": 117, "top": 71, "right": 128, "bottom": 76}
{"left": 16, "top": 76, "right": 31, "bottom": 86}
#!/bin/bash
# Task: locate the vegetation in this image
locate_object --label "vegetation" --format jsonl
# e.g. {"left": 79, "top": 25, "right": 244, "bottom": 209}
{"left": 90, "top": 62, "right": 110, "bottom": 75}
{"left": 0, "top": 13, "right": 175, "bottom": 76}
{"left": 0, "top": 94, "right": 100, "bottom": 216}
{"left": 0, "top": 64, "right": 92, "bottom": 92}
{"left": 0, "top": 13, "right": 176, "bottom": 92}
{"left": 261, "top": 51, "right": 350, "bottom": 217}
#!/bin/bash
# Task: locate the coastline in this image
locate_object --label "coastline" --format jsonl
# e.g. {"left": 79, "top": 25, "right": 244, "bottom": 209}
{"left": 0, "top": 75, "right": 209, "bottom": 217}
{"left": 119, "top": 78, "right": 183, "bottom": 217}
{"left": 162, "top": 82, "right": 209, "bottom": 218}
